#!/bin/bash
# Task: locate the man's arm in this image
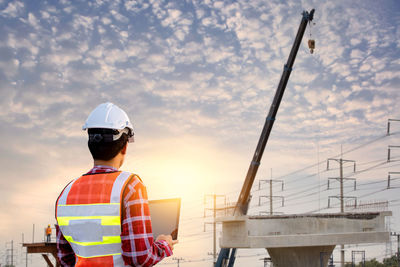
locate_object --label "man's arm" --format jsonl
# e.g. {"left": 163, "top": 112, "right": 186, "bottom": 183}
{"left": 56, "top": 224, "right": 76, "bottom": 267}
{"left": 121, "top": 176, "right": 173, "bottom": 266}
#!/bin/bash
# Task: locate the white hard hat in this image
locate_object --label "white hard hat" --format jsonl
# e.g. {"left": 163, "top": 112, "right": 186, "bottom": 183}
{"left": 83, "top": 102, "right": 134, "bottom": 142}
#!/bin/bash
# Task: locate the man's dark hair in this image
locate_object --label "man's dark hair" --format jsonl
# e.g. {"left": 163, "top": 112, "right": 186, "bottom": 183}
{"left": 88, "top": 128, "right": 128, "bottom": 161}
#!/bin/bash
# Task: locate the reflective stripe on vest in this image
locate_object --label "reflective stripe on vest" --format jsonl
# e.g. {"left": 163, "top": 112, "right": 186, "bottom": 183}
{"left": 56, "top": 171, "right": 132, "bottom": 261}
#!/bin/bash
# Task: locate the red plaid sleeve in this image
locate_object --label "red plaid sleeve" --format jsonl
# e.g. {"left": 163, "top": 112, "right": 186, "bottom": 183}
{"left": 121, "top": 176, "right": 173, "bottom": 266}
{"left": 56, "top": 224, "right": 76, "bottom": 267}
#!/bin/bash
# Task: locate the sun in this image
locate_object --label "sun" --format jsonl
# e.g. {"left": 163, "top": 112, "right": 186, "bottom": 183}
{"left": 125, "top": 135, "right": 245, "bottom": 204}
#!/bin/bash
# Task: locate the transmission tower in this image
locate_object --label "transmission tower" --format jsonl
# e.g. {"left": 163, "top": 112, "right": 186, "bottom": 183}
{"left": 351, "top": 250, "right": 365, "bottom": 267}
{"left": 387, "top": 119, "right": 400, "bottom": 266}
{"left": 388, "top": 172, "right": 400, "bottom": 189}
{"left": 258, "top": 169, "right": 284, "bottom": 215}
{"left": 327, "top": 156, "right": 357, "bottom": 267}
{"left": 327, "top": 158, "right": 357, "bottom": 211}
{"left": 390, "top": 232, "right": 400, "bottom": 267}
{"left": 5, "top": 240, "right": 14, "bottom": 267}
{"left": 172, "top": 257, "right": 184, "bottom": 267}
{"left": 386, "top": 217, "right": 393, "bottom": 258}
{"left": 204, "top": 194, "right": 227, "bottom": 266}
{"left": 387, "top": 119, "right": 400, "bottom": 136}
{"left": 388, "top": 146, "right": 400, "bottom": 162}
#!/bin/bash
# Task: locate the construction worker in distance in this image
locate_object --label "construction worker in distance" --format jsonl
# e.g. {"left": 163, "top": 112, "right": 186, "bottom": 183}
{"left": 46, "top": 224, "right": 52, "bottom": 242}
{"left": 55, "top": 102, "right": 177, "bottom": 266}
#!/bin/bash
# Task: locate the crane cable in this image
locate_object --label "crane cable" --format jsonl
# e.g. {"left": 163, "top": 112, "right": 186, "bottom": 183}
{"left": 308, "top": 20, "right": 315, "bottom": 54}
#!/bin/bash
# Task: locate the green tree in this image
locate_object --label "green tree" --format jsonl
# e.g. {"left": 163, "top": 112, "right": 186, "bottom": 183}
{"left": 344, "top": 256, "right": 398, "bottom": 267}
{"left": 382, "top": 255, "right": 397, "bottom": 267}
{"left": 365, "top": 258, "right": 384, "bottom": 267}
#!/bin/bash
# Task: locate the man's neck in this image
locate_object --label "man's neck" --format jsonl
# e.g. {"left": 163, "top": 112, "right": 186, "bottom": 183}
{"left": 93, "top": 147, "right": 125, "bottom": 170}
{"left": 93, "top": 159, "right": 120, "bottom": 170}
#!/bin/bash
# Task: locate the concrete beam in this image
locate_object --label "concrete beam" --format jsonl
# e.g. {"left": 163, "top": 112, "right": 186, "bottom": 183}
{"left": 249, "top": 232, "right": 389, "bottom": 248}
{"left": 218, "top": 212, "right": 391, "bottom": 248}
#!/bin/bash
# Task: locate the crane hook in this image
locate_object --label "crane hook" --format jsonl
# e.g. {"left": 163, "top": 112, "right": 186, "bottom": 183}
{"left": 308, "top": 21, "right": 315, "bottom": 54}
{"left": 308, "top": 39, "right": 315, "bottom": 54}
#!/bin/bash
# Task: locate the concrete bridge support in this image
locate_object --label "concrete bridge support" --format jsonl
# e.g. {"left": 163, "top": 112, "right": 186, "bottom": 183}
{"left": 267, "top": 245, "right": 335, "bottom": 267}
{"left": 218, "top": 212, "right": 391, "bottom": 267}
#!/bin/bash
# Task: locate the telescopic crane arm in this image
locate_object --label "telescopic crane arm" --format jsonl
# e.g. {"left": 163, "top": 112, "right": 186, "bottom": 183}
{"left": 235, "top": 8, "right": 315, "bottom": 216}
{"left": 216, "top": 9, "right": 315, "bottom": 267}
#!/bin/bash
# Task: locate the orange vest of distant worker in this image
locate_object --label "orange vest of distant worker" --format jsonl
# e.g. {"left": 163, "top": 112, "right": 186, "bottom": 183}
{"left": 56, "top": 171, "right": 134, "bottom": 267}
{"left": 46, "top": 227, "right": 52, "bottom": 235}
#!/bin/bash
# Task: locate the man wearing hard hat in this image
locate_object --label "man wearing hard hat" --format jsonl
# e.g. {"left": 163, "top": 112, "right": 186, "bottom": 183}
{"left": 55, "top": 103, "right": 176, "bottom": 266}
{"left": 46, "top": 224, "right": 52, "bottom": 242}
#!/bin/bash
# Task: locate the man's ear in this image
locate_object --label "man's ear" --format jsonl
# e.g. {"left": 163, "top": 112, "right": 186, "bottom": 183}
{"left": 121, "top": 142, "right": 128, "bottom": 155}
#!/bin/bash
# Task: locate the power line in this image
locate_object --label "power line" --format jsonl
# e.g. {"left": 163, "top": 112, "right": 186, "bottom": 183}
{"left": 219, "top": 131, "right": 400, "bottom": 202}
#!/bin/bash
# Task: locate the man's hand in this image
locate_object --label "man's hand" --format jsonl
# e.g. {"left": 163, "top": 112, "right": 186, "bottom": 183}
{"left": 156, "top": 234, "right": 179, "bottom": 250}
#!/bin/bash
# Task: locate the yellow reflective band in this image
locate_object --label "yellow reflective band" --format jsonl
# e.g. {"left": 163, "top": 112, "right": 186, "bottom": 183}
{"left": 58, "top": 203, "right": 120, "bottom": 207}
{"left": 78, "top": 252, "right": 122, "bottom": 259}
{"left": 57, "top": 216, "right": 120, "bottom": 226}
{"left": 64, "top": 235, "right": 122, "bottom": 246}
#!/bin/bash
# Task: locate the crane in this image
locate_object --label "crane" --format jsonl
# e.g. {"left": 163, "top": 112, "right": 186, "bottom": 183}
{"left": 216, "top": 9, "right": 315, "bottom": 267}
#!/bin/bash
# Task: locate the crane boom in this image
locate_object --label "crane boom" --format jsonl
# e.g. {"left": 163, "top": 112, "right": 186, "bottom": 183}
{"left": 216, "top": 9, "right": 315, "bottom": 267}
{"left": 235, "top": 8, "right": 315, "bottom": 215}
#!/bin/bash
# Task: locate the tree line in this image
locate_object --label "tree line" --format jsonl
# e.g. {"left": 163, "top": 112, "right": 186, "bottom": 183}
{"left": 344, "top": 256, "right": 398, "bottom": 267}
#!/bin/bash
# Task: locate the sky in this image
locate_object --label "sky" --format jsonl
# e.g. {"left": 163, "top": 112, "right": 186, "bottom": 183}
{"left": 0, "top": 0, "right": 399, "bottom": 266}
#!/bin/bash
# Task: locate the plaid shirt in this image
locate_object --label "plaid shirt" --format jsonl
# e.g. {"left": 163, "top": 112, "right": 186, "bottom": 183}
{"left": 56, "top": 165, "right": 173, "bottom": 266}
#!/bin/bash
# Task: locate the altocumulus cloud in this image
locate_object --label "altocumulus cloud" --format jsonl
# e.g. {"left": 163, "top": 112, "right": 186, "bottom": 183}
{"left": 0, "top": 0, "right": 399, "bottom": 265}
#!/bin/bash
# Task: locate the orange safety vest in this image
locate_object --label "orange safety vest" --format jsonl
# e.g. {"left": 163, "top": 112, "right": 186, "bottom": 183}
{"left": 46, "top": 227, "right": 52, "bottom": 235}
{"left": 56, "top": 171, "right": 135, "bottom": 266}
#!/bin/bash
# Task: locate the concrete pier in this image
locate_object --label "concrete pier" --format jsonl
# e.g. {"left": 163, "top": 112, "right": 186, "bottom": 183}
{"left": 218, "top": 212, "right": 391, "bottom": 266}
{"left": 267, "top": 246, "right": 335, "bottom": 267}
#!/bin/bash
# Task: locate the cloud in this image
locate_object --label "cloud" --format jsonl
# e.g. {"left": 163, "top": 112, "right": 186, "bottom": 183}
{"left": 375, "top": 70, "right": 400, "bottom": 85}
{"left": 0, "top": 1, "right": 400, "bottom": 264}
{"left": 149, "top": 0, "right": 167, "bottom": 20}
{"left": 125, "top": 0, "right": 150, "bottom": 13}
{"left": 41, "top": 10, "right": 50, "bottom": 19}
{"left": 110, "top": 9, "right": 129, "bottom": 24}
{"left": 139, "top": 53, "right": 174, "bottom": 73}
{"left": 102, "top": 16, "right": 112, "bottom": 25}
{"left": 158, "top": 6, "right": 193, "bottom": 41}
{"left": 0, "top": 0, "right": 24, "bottom": 17}
{"left": 0, "top": 52, "right": 20, "bottom": 79}
{"left": 72, "top": 14, "right": 96, "bottom": 32}
{"left": 120, "top": 30, "right": 128, "bottom": 38}
{"left": 27, "top": 12, "right": 40, "bottom": 30}
{"left": 350, "top": 49, "right": 364, "bottom": 60}
{"left": 44, "top": 50, "right": 83, "bottom": 67}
